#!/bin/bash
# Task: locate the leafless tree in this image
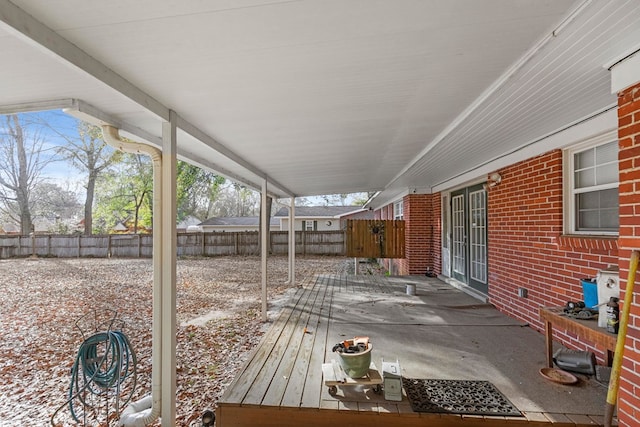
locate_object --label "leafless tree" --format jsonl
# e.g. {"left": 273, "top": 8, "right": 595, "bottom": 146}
{"left": 0, "top": 114, "right": 55, "bottom": 235}
{"left": 54, "top": 121, "right": 121, "bottom": 235}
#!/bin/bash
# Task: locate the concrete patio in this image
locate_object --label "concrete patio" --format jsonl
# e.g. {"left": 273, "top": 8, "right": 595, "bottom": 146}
{"left": 218, "top": 273, "right": 613, "bottom": 426}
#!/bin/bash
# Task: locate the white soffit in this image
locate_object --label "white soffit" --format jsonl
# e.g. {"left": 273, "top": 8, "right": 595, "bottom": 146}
{"left": 2, "top": 1, "right": 639, "bottom": 200}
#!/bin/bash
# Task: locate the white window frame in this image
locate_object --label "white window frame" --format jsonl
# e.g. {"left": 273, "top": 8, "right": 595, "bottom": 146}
{"left": 563, "top": 132, "right": 618, "bottom": 236}
{"left": 304, "top": 220, "right": 315, "bottom": 231}
{"left": 393, "top": 200, "right": 404, "bottom": 220}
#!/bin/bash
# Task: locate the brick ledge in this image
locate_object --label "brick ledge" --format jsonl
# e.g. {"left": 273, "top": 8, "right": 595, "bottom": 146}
{"left": 557, "top": 235, "right": 618, "bottom": 251}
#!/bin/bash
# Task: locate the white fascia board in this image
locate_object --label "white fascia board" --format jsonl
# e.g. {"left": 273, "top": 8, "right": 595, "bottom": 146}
{"left": 609, "top": 50, "right": 640, "bottom": 94}
{"left": 0, "top": 98, "right": 76, "bottom": 114}
{"left": 336, "top": 208, "right": 367, "bottom": 218}
{"left": 367, "top": 189, "right": 409, "bottom": 211}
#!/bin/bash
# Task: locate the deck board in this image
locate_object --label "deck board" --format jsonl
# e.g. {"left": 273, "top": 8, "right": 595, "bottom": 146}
{"left": 243, "top": 283, "right": 318, "bottom": 405}
{"left": 218, "top": 274, "right": 614, "bottom": 427}
{"left": 222, "top": 286, "right": 307, "bottom": 404}
{"left": 296, "top": 276, "right": 334, "bottom": 408}
{"left": 268, "top": 278, "right": 329, "bottom": 407}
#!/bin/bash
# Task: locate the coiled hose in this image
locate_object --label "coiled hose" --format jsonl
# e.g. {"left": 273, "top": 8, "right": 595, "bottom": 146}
{"left": 52, "top": 330, "right": 137, "bottom": 424}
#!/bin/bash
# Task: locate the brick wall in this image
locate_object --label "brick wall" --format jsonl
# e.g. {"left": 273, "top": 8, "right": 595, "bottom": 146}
{"left": 378, "top": 193, "right": 440, "bottom": 275}
{"left": 404, "top": 194, "right": 432, "bottom": 275}
{"left": 616, "top": 81, "right": 640, "bottom": 427}
{"left": 487, "top": 151, "right": 618, "bottom": 360}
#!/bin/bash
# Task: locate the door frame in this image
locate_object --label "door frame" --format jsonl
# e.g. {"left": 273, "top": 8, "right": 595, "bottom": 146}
{"left": 444, "top": 183, "right": 488, "bottom": 295}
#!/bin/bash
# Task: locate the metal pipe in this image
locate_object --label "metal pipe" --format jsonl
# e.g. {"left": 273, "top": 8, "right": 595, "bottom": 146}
{"left": 102, "top": 125, "right": 163, "bottom": 426}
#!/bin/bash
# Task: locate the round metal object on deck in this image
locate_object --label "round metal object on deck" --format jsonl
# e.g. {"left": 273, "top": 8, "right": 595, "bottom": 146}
{"left": 539, "top": 367, "right": 578, "bottom": 385}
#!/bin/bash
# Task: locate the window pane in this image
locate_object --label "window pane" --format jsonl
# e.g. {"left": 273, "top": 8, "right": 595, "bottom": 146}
{"left": 601, "top": 207, "right": 619, "bottom": 229}
{"left": 596, "top": 164, "right": 618, "bottom": 185}
{"left": 576, "top": 188, "right": 619, "bottom": 232}
{"left": 575, "top": 149, "right": 594, "bottom": 169}
{"left": 600, "top": 187, "right": 618, "bottom": 206}
{"left": 575, "top": 169, "right": 594, "bottom": 188}
{"left": 579, "top": 192, "right": 599, "bottom": 209}
{"left": 596, "top": 141, "right": 617, "bottom": 164}
{"left": 578, "top": 210, "right": 600, "bottom": 229}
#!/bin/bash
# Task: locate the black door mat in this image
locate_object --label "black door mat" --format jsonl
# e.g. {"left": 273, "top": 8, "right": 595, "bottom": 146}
{"left": 402, "top": 378, "right": 522, "bottom": 416}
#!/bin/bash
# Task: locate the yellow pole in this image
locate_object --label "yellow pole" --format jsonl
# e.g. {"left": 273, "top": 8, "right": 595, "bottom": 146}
{"left": 604, "top": 249, "right": 639, "bottom": 427}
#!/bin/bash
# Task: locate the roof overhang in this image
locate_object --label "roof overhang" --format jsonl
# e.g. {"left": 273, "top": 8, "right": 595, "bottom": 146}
{"left": 1, "top": 1, "right": 639, "bottom": 203}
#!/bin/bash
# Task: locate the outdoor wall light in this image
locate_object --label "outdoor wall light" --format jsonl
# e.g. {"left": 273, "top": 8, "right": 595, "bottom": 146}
{"left": 484, "top": 172, "right": 502, "bottom": 190}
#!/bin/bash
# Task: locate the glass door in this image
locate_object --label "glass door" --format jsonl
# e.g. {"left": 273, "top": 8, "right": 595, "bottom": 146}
{"left": 449, "top": 184, "right": 487, "bottom": 294}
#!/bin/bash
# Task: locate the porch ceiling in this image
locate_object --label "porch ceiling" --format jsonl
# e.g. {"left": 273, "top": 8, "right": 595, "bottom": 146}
{"left": 1, "top": 1, "right": 639, "bottom": 202}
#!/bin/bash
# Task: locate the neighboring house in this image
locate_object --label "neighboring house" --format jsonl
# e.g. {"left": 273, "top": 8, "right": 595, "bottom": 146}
{"left": 273, "top": 206, "right": 372, "bottom": 231}
{"left": 1, "top": 223, "right": 19, "bottom": 235}
{"left": 177, "top": 215, "right": 202, "bottom": 233}
{"left": 112, "top": 222, "right": 129, "bottom": 233}
{"left": 198, "top": 216, "right": 280, "bottom": 233}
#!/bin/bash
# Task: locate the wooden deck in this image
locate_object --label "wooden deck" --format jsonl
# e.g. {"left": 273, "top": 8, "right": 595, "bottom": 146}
{"left": 217, "top": 274, "right": 614, "bottom": 426}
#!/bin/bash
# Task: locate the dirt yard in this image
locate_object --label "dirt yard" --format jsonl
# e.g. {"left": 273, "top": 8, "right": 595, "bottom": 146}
{"left": 0, "top": 255, "right": 370, "bottom": 426}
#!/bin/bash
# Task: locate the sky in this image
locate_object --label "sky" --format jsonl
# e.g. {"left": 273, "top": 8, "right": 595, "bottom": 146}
{"left": 7, "top": 110, "right": 86, "bottom": 186}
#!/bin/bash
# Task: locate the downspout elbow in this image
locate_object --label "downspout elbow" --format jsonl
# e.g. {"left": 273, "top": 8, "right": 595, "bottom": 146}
{"left": 102, "top": 125, "right": 161, "bottom": 162}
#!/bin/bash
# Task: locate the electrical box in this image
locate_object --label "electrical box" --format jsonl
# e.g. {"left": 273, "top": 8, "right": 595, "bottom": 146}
{"left": 596, "top": 267, "right": 619, "bottom": 328}
{"left": 381, "top": 359, "right": 402, "bottom": 401}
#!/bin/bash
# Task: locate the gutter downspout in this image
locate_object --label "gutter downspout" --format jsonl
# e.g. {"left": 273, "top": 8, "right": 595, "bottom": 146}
{"left": 102, "top": 125, "right": 163, "bottom": 427}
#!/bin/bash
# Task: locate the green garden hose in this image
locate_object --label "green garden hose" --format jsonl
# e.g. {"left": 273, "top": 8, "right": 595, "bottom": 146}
{"left": 51, "top": 329, "right": 137, "bottom": 425}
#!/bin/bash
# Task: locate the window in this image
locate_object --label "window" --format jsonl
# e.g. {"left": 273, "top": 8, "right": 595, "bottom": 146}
{"left": 565, "top": 138, "right": 618, "bottom": 234}
{"left": 303, "top": 220, "right": 316, "bottom": 231}
{"left": 394, "top": 200, "right": 404, "bottom": 220}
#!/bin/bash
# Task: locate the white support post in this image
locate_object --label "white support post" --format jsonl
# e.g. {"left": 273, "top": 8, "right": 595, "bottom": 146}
{"left": 289, "top": 198, "right": 296, "bottom": 286}
{"left": 161, "top": 110, "right": 177, "bottom": 426}
{"left": 261, "top": 178, "right": 268, "bottom": 322}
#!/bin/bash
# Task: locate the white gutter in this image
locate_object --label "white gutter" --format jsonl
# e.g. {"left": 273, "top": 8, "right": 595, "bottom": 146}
{"left": 102, "top": 125, "right": 163, "bottom": 427}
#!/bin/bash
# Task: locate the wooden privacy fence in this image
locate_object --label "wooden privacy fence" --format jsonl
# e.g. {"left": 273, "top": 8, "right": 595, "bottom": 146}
{"left": 345, "top": 219, "right": 405, "bottom": 258}
{"left": 0, "top": 230, "right": 347, "bottom": 259}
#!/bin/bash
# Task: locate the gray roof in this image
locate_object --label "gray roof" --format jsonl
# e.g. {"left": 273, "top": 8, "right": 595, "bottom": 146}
{"left": 177, "top": 215, "right": 202, "bottom": 229}
{"left": 274, "top": 206, "right": 365, "bottom": 218}
{"left": 200, "top": 216, "right": 279, "bottom": 227}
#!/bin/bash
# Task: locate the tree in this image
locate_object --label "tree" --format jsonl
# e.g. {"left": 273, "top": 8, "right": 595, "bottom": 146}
{"left": 350, "top": 192, "right": 375, "bottom": 206}
{"left": 208, "top": 182, "right": 259, "bottom": 217}
{"left": 55, "top": 121, "right": 122, "bottom": 235}
{"left": 176, "top": 162, "right": 224, "bottom": 221}
{"left": 93, "top": 153, "right": 153, "bottom": 234}
{"left": 0, "top": 114, "right": 55, "bottom": 235}
{"left": 32, "top": 181, "right": 83, "bottom": 233}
